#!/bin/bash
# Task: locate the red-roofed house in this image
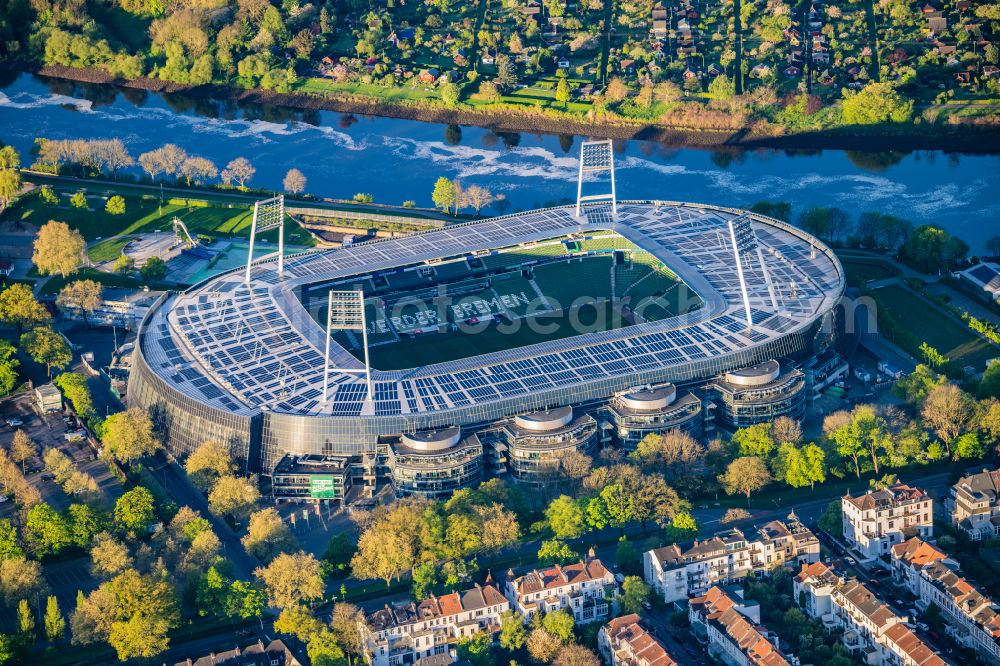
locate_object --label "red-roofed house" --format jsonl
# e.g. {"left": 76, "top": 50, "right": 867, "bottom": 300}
{"left": 918, "top": 561, "right": 1000, "bottom": 663}
{"left": 505, "top": 555, "right": 618, "bottom": 624}
{"left": 890, "top": 537, "right": 955, "bottom": 594}
{"left": 362, "top": 581, "right": 508, "bottom": 666}
{"left": 689, "top": 586, "right": 795, "bottom": 666}
{"left": 598, "top": 614, "right": 679, "bottom": 665}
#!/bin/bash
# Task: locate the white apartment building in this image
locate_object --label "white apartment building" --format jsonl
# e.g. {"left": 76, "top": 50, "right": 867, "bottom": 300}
{"left": 362, "top": 582, "right": 508, "bottom": 666}
{"left": 945, "top": 467, "right": 1000, "bottom": 541}
{"left": 842, "top": 484, "right": 933, "bottom": 561}
{"left": 890, "top": 537, "right": 954, "bottom": 596}
{"left": 644, "top": 515, "right": 819, "bottom": 603}
{"left": 793, "top": 562, "right": 948, "bottom": 666}
{"left": 598, "top": 613, "right": 679, "bottom": 666}
{"left": 504, "top": 555, "right": 618, "bottom": 625}
{"left": 917, "top": 561, "right": 1000, "bottom": 663}
{"left": 688, "top": 585, "right": 794, "bottom": 666}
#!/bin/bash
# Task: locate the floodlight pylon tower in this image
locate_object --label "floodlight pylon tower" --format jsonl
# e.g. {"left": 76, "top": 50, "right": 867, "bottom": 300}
{"left": 322, "top": 290, "right": 372, "bottom": 405}
{"left": 245, "top": 195, "right": 285, "bottom": 283}
{"left": 575, "top": 139, "right": 617, "bottom": 218}
{"left": 727, "top": 214, "right": 779, "bottom": 329}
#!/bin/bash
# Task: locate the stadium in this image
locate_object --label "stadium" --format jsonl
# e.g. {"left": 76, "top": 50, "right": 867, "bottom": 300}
{"left": 128, "top": 142, "right": 845, "bottom": 501}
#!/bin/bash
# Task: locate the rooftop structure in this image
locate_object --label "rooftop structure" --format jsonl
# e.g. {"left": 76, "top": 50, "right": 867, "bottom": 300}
{"left": 918, "top": 561, "right": 1000, "bottom": 662}
{"left": 172, "top": 639, "right": 301, "bottom": 666}
{"left": 946, "top": 467, "right": 1000, "bottom": 541}
{"left": 689, "top": 586, "right": 793, "bottom": 666}
{"left": 890, "top": 537, "right": 954, "bottom": 595}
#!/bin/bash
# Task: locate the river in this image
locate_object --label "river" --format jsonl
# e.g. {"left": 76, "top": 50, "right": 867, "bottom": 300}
{"left": 1, "top": 73, "right": 998, "bottom": 252}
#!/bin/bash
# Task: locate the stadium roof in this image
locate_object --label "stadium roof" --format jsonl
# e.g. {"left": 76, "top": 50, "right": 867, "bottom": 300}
{"left": 140, "top": 202, "right": 843, "bottom": 419}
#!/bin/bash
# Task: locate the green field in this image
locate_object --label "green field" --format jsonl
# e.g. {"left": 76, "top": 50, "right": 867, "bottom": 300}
{"left": 870, "top": 284, "right": 998, "bottom": 369}
{"left": 838, "top": 256, "right": 899, "bottom": 287}
{"left": 5, "top": 189, "right": 316, "bottom": 248}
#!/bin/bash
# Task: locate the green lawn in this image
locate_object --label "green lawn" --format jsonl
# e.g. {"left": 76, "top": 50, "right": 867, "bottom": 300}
{"left": 6, "top": 190, "right": 316, "bottom": 246}
{"left": 295, "top": 77, "right": 440, "bottom": 103}
{"left": 88, "top": 237, "right": 129, "bottom": 263}
{"left": 39, "top": 267, "right": 173, "bottom": 295}
{"left": 870, "top": 283, "right": 998, "bottom": 369}
{"left": 838, "top": 257, "right": 899, "bottom": 287}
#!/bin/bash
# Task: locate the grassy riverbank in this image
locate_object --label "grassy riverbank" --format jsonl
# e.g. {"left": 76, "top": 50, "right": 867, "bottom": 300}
{"left": 29, "top": 65, "right": 1000, "bottom": 153}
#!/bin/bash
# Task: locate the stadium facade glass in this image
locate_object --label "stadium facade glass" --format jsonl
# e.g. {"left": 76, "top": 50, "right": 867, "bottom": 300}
{"left": 128, "top": 201, "right": 844, "bottom": 489}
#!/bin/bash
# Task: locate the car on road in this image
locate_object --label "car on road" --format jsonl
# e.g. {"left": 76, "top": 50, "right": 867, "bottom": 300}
{"left": 642, "top": 601, "right": 653, "bottom": 611}
{"left": 4, "top": 417, "right": 23, "bottom": 428}
{"left": 845, "top": 557, "right": 856, "bottom": 565}
{"left": 614, "top": 573, "right": 625, "bottom": 584}
{"left": 916, "top": 622, "right": 930, "bottom": 632}
{"left": 869, "top": 578, "right": 881, "bottom": 586}
{"left": 64, "top": 430, "right": 87, "bottom": 442}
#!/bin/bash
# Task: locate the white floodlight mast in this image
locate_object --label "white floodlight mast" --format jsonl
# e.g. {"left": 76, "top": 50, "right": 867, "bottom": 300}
{"left": 728, "top": 219, "right": 754, "bottom": 329}
{"left": 321, "top": 290, "right": 372, "bottom": 405}
{"left": 245, "top": 195, "right": 285, "bottom": 283}
{"left": 575, "top": 139, "right": 617, "bottom": 218}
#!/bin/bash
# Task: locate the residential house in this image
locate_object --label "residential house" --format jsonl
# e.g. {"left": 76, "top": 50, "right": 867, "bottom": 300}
{"left": 598, "top": 614, "right": 679, "bottom": 665}
{"left": 794, "top": 563, "right": 948, "bottom": 666}
{"left": 173, "top": 639, "right": 302, "bottom": 666}
{"left": 958, "top": 263, "right": 1000, "bottom": 303}
{"left": 418, "top": 68, "right": 439, "bottom": 83}
{"left": 645, "top": 517, "right": 819, "bottom": 603}
{"left": 917, "top": 561, "right": 1000, "bottom": 663}
{"left": 946, "top": 467, "right": 1000, "bottom": 540}
{"left": 689, "top": 586, "right": 795, "bottom": 666}
{"left": 505, "top": 554, "right": 618, "bottom": 624}
{"left": 890, "top": 537, "right": 954, "bottom": 595}
{"left": 362, "top": 582, "right": 508, "bottom": 666}
{"left": 841, "top": 484, "right": 933, "bottom": 561}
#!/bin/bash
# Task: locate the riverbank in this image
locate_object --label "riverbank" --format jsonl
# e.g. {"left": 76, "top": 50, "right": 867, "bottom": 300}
{"left": 31, "top": 64, "right": 1000, "bottom": 153}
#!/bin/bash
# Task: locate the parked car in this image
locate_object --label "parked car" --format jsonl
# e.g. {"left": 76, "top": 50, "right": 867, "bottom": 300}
{"left": 4, "top": 417, "right": 23, "bottom": 428}
{"left": 641, "top": 601, "right": 653, "bottom": 611}
{"left": 64, "top": 430, "right": 87, "bottom": 442}
{"left": 869, "top": 578, "right": 881, "bottom": 586}
{"left": 614, "top": 573, "right": 625, "bottom": 584}
{"left": 845, "top": 557, "right": 856, "bottom": 565}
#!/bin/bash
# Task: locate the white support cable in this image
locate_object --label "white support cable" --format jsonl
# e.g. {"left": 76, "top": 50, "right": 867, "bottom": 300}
{"left": 755, "top": 245, "right": 780, "bottom": 312}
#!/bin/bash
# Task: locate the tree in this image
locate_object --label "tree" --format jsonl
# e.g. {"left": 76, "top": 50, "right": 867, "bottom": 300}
{"left": 0, "top": 557, "right": 46, "bottom": 607}
{"left": 44, "top": 595, "right": 65, "bottom": 642}
{"left": 25, "top": 503, "right": 72, "bottom": 556}
{"left": 0, "top": 283, "right": 50, "bottom": 331}
{"left": 922, "top": 384, "right": 975, "bottom": 455}
{"left": 330, "top": 602, "right": 366, "bottom": 664}
{"left": 0, "top": 520, "right": 23, "bottom": 562}
{"left": 69, "top": 191, "right": 87, "bottom": 209}
{"left": 33, "top": 220, "right": 85, "bottom": 279}
{"left": 0, "top": 340, "right": 18, "bottom": 397}
{"left": 456, "top": 631, "right": 493, "bottom": 666}
{"left": 113, "top": 253, "right": 135, "bottom": 276}
{"left": 21, "top": 327, "right": 71, "bottom": 378}
{"left": 283, "top": 168, "right": 307, "bottom": 195}
{"left": 55, "top": 372, "right": 94, "bottom": 417}
{"left": 308, "top": 628, "right": 347, "bottom": 666}
{"left": 255, "top": 552, "right": 324, "bottom": 608}
{"left": 620, "top": 575, "right": 651, "bottom": 614}
{"left": 841, "top": 82, "right": 913, "bottom": 124}
{"left": 894, "top": 365, "right": 947, "bottom": 405}
{"left": 10, "top": 430, "right": 36, "bottom": 474}
{"left": 71, "top": 569, "right": 180, "bottom": 660}
{"left": 733, "top": 423, "right": 776, "bottom": 457}
{"left": 793, "top": 443, "right": 827, "bottom": 490}
{"left": 114, "top": 487, "right": 156, "bottom": 536}
{"left": 555, "top": 77, "right": 570, "bottom": 106}
{"left": 103, "top": 408, "right": 161, "bottom": 464}
{"left": 771, "top": 416, "right": 802, "bottom": 445}
{"left": 221, "top": 157, "right": 255, "bottom": 191}
{"left": 721, "top": 507, "right": 752, "bottom": 524}
{"left": 546, "top": 495, "right": 586, "bottom": 539}
{"left": 708, "top": 75, "right": 735, "bottom": 99}
{"left": 17, "top": 598, "right": 33, "bottom": 639}
{"left": 663, "top": 511, "right": 698, "bottom": 543}
{"left": 537, "top": 539, "right": 578, "bottom": 565}
{"left": 140, "top": 256, "right": 168, "bottom": 281}
{"left": 903, "top": 225, "right": 968, "bottom": 272}
{"left": 954, "top": 432, "right": 985, "bottom": 460}
{"left": 462, "top": 185, "right": 495, "bottom": 215}
{"left": 440, "top": 81, "right": 460, "bottom": 108}
{"left": 818, "top": 501, "right": 842, "bottom": 537}
{"left": 57, "top": 280, "right": 103, "bottom": 325}
{"left": 242, "top": 508, "right": 296, "bottom": 562}
{"left": 499, "top": 610, "right": 526, "bottom": 650}
{"left": 208, "top": 475, "right": 260, "bottom": 520}
{"left": 477, "top": 503, "right": 520, "bottom": 553}
{"left": 351, "top": 527, "right": 414, "bottom": 588}
{"left": 431, "top": 177, "right": 458, "bottom": 214}
{"left": 274, "top": 604, "right": 323, "bottom": 641}
{"left": 553, "top": 644, "right": 600, "bottom": 666}
{"left": 542, "top": 609, "right": 574, "bottom": 642}
{"left": 184, "top": 439, "right": 236, "bottom": 491}
{"left": 179, "top": 156, "right": 218, "bottom": 186}
{"left": 105, "top": 195, "right": 126, "bottom": 215}
{"left": 0, "top": 169, "right": 21, "bottom": 214}
{"left": 526, "top": 628, "right": 562, "bottom": 663}
{"left": 719, "top": 457, "right": 772, "bottom": 506}
{"left": 600, "top": 483, "right": 637, "bottom": 532}
{"left": 90, "top": 533, "right": 132, "bottom": 580}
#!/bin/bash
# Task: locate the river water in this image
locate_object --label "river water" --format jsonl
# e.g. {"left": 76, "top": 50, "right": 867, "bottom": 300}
{"left": 1, "top": 73, "right": 998, "bottom": 252}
